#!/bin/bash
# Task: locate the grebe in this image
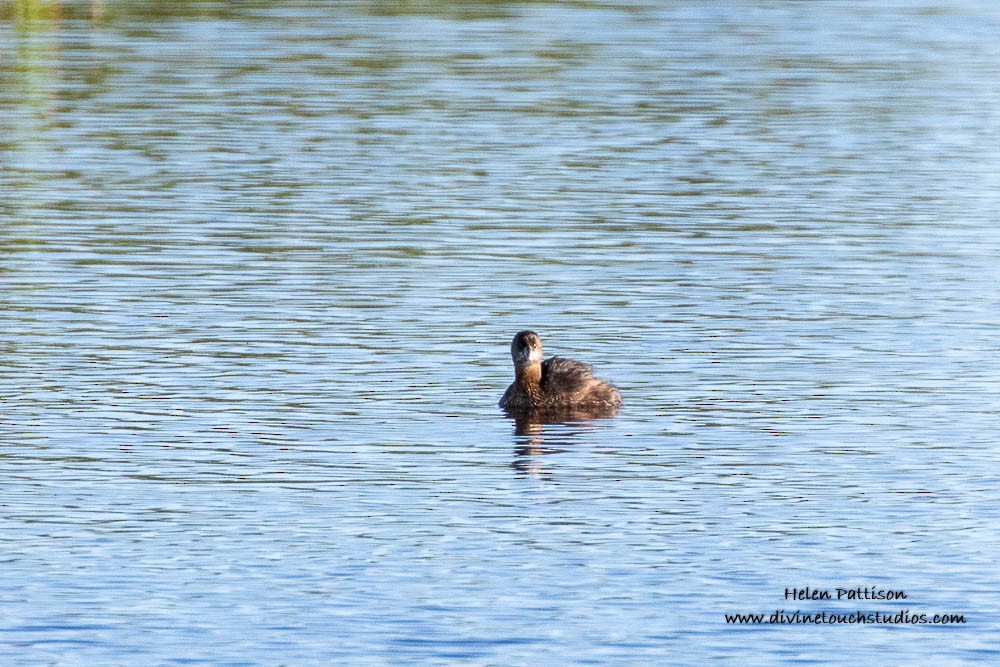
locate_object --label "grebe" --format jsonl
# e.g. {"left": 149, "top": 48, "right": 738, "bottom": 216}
{"left": 498, "top": 330, "right": 622, "bottom": 417}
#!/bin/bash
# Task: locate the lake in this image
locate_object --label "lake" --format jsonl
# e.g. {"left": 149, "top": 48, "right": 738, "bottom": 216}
{"left": 2, "top": 0, "right": 999, "bottom": 664}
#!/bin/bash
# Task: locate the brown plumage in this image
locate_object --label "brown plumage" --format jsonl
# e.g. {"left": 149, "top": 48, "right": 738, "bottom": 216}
{"left": 498, "top": 330, "right": 622, "bottom": 417}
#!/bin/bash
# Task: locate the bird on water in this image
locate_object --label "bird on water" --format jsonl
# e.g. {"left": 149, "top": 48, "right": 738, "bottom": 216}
{"left": 498, "top": 330, "right": 622, "bottom": 417}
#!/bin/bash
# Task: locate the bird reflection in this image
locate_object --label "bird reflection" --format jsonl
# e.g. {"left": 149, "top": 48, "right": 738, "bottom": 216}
{"left": 506, "top": 406, "right": 619, "bottom": 477}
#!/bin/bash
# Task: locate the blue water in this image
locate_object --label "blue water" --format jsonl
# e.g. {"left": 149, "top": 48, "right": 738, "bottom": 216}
{"left": 2, "top": 0, "right": 999, "bottom": 663}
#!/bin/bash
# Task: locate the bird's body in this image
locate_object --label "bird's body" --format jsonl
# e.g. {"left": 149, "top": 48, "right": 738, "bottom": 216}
{"left": 499, "top": 331, "right": 622, "bottom": 417}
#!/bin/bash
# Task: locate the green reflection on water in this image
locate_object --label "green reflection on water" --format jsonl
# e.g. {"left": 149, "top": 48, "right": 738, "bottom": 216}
{"left": 3, "top": 0, "right": 256, "bottom": 23}
{"left": 8, "top": 0, "right": 62, "bottom": 24}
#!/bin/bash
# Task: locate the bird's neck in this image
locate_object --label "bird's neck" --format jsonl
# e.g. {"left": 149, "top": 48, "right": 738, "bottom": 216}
{"left": 515, "top": 362, "right": 543, "bottom": 400}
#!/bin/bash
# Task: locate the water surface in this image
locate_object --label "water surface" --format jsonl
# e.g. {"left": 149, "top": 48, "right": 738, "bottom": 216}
{"left": 2, "top": 0, "right": 999, "bottom": 663}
